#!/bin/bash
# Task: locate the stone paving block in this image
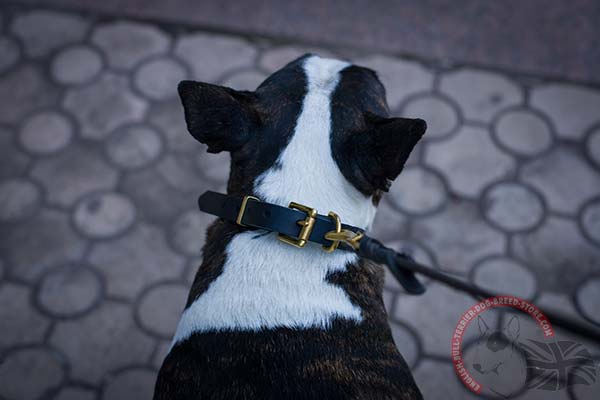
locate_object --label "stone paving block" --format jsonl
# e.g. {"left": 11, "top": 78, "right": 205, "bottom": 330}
{"left": 471, "top": 256, "right": 537, "bottom": 299}
{"left": 353, "top": 55, "right": 434, "bottom": 110}
{"left": 50, "top": 301, "right": 155, "bottom": 384}
{"left": 0, "top": 35, "right": 20, "bottom": 74}
{"left": 482, "top": 181, "right": 545, "bottom": 232}
{"left": 63, "top": 73, "right": 148, "bottom": 140}
{"left": 51, "top": 44, "right": 104, "bottom": 86}
{"left": 0, "top": 64, "right": 60, "bottom": 124}
{"left": 0, "top": 346, "right": 66, "bottom": 400}
{"left": 31, "top": 144, "right": 119, "bottom": 207}
{"left": 401, "top": 94, "right": 459, "bottom": 140}
{"left": 73, "top": 191, "right": 137, "bottom": 239}
{"left": 92, "top": 21, "right": 170, "bottom": 69}
{"left": 0, "top": 283, "right": 50, "bottom": 348}
{"left": 133, "top": 57, "right": 188, "bottom": 101}
{"left": 19, "top": 110, "right": 74, "bottom": 155}
{"left": 520, "top": 146, "right": 600, "bottom": 214}
{"left": 386, "top": 165, "right": 447, "bottom": 216}
{"left": 425, "top": 125, "right": 516, "bottom": 198}
{"left": 36, "top": 263, "right": 103, "bottom": 318}
{"left": 512, "top": 217, "right": 600, "bottom": 294}
{"left": 0, "top": 126, "right": 30, "bottom": 179}
{"left": 412, "top": 200, "right": 506, "bottom": 274}
{"left": 439, "top": 68, "right": 523, "bottom": 122}
{"left": 136, "top": 282, "right": 188, "bottom": 339}
{"left": 531, "top": 83, "right": 600, "bottom": 140}
{"left": 174, "top": 32, "right": 257, "bottom": 82}
{"left": 11, "top": 10, "right": 89, "bottom": 58}
{"left": 0, "top": 209, "right": 87, "bottom": 282}
{"left": 0, "top": 178, "right": 41, "bottom": 222}
{"left": 102, "top": 367, "right": 157, "bottom": 400}
{"left": 493, "top": 109, "right": 553, "bottom": 157}
{"left": 88, "top": 223, "right": 185, "bottom": 299}
{"left": 105, "top": 124, "right": 164, "bottom": 170}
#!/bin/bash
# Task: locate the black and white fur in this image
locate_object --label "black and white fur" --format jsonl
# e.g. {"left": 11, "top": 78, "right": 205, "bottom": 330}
{"left": 154, "top": 54, "right": 426, "bottom": 400}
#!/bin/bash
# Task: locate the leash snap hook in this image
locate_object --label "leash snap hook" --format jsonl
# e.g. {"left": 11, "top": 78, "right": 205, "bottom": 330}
{"left": 324, "top": 212, "right": 364, "bottom": 252}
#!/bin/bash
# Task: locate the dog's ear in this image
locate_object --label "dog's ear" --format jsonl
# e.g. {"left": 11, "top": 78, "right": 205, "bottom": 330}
{"left": 348, "top": 113, "right": 426, "bottom": 192}
{"left": 178, "top": 80, "right": 260, "bottom": 153}
{"left": 504, "top": 315, "right": 520, "bottom": 341}
{"left": 477, "top": 315, "right": 490, "bottom": 337}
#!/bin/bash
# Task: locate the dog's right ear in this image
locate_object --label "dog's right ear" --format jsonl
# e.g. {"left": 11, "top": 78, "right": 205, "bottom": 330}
{"left": 178, "top": 80, "right": 260, "bottom": 153}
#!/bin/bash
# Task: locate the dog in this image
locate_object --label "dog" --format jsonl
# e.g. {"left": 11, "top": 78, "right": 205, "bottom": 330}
{"left": 154, "top": 54, "right": 427, "bottom": 400}
{"left": 471, "top": 315, "right": 527, "bottom": 398}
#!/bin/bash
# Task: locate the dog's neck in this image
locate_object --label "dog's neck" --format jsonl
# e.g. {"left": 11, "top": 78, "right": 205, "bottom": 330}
{"left": 172, "top": 57, "right": 377, "bottom": 344}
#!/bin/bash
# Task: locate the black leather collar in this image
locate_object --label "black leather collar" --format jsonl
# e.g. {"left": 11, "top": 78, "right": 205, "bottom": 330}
{"left": 198, "top": 191, "right": 362, "bottom": 250}
{"left": 197, "top": 190, "right": 425, "bottom": 294}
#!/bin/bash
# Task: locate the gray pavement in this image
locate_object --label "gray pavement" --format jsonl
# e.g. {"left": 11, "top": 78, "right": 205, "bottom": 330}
{"left": 7, "top": 0, "right": 600, "bottom": 85}
{"left": 0, "top": 5, "right": 599, "bottom": 400}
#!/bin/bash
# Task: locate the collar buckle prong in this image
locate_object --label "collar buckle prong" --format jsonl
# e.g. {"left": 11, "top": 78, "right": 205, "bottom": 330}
{"left": 277, "top": 202, "right": 317, "bottom": 248}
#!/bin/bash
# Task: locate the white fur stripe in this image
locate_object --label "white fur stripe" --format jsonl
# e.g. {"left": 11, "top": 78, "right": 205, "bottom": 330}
{"left": 172, "top": 56, "right": 373, "bottom": 343}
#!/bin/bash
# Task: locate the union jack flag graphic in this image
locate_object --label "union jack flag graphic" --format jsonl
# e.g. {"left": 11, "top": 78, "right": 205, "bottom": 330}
{"left": 520, "top": 339, "right": 597, "bottom": 391}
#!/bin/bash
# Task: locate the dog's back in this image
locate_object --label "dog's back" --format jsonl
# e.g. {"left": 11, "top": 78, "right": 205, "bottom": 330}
{"left": 154, "top": 54, "right": 426, "bottom": 400}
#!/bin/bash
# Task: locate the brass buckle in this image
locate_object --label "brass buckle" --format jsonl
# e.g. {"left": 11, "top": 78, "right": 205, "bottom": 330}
{"left": 277, "top": 202, "right": 317, "bottom": 248}
{"left": 236, "top": 195, "right": 259, "bottom": 226}
{"left": 324, "top": 224, "right": 364, "bottom": 251}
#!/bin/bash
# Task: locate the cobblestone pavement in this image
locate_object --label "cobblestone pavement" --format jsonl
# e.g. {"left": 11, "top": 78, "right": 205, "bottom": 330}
{"left": 0, "top": 6, "right": 599, "bottom": 400}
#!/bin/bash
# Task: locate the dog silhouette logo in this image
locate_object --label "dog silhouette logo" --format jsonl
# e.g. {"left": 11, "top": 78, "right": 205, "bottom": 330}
{"left": 470, "top": 315, "right": 528, "bottom": 398}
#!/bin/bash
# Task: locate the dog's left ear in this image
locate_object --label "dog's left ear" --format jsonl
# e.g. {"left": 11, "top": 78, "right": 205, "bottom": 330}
{"left": 347, "top": 113, "right": 426, "bottom": 192}
{"left": 178, "top": 80, "right": 260, "bottom": 153}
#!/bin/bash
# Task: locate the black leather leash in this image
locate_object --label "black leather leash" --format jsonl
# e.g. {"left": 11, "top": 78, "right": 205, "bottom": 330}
{"left": 198, "top": 191, "right": 600, "bottom": 343}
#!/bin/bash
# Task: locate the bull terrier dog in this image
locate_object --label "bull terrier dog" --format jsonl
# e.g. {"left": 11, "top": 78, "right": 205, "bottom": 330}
{"left": 154, "top": 54, "right": 427, "bottom": 400}
{"left": 471, "top": 315, "right": 527, "bottom": 397}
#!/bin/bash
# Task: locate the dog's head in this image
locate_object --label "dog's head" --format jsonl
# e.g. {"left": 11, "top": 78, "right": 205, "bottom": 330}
{"left": 178, "top": 54, "right": 426, "bottom": 228}
{"left": 471, "top": 315, "right": 527, "bottom": 397}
